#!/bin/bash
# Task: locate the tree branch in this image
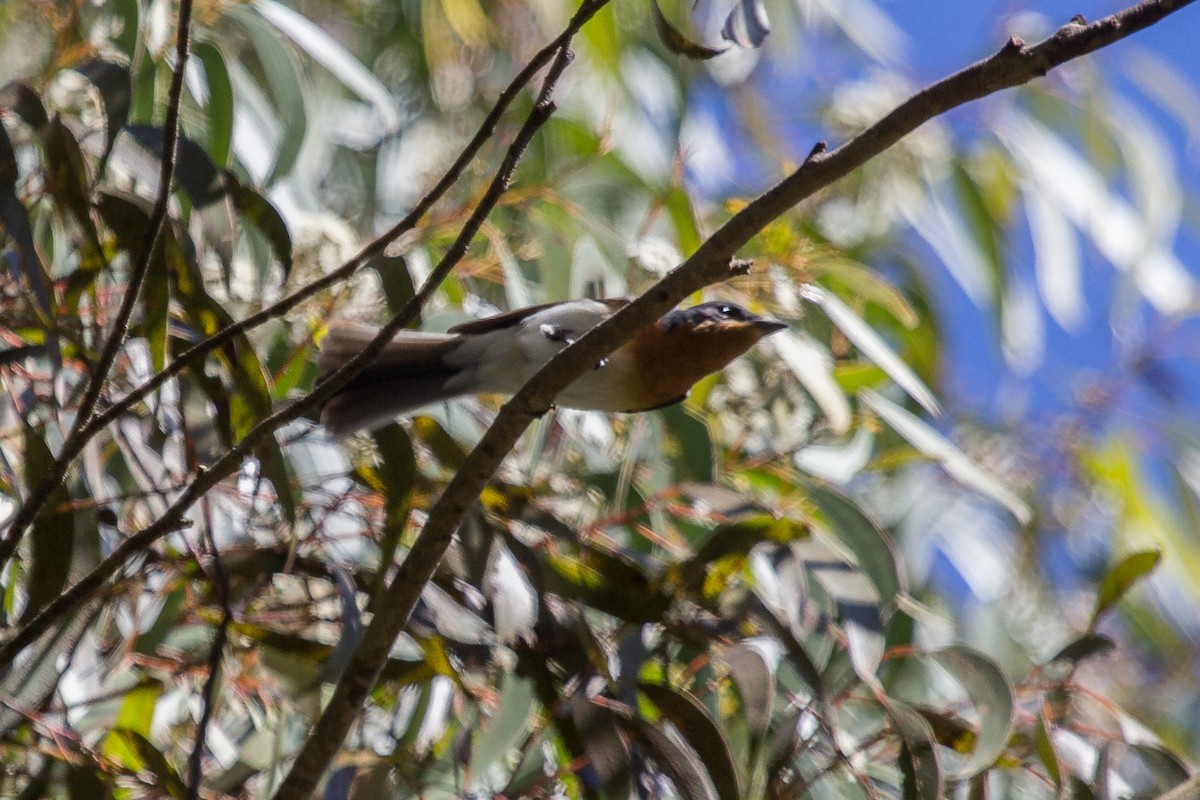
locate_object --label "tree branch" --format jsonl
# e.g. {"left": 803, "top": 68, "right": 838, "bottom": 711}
{"left": 0, "top": 0, "right": 195, "bottom": 571}
{"left": 0, "top": 0, "right": 611, "bottom": 574}
{"left": 268, "top": 0, "right": 1196, "bottom": 795}
{"left": 0, "top": 19, "right": 577, "bottom": 673}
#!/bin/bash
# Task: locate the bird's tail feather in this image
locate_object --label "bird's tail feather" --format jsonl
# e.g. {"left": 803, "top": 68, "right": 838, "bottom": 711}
{"left": 319, "top": 321, "right": 464, "bottom": 436}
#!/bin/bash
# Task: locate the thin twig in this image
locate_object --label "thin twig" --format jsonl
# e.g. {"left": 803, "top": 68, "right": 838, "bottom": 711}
{"left": 0, "top": 0, "right": 612, "bottom": 573}
{"left": 0, "top": 0, "right": 195, "bottom": 570}
{"left": 0, "top": 15, "right": 577, "bottom": 672}
{"left": 186, "top": 527, "right": 232, "bottom": 800}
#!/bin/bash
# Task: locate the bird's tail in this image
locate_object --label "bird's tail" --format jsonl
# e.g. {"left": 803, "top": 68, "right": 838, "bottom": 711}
{"left": 318, "top": 321, "right": 464, "bottom": 436}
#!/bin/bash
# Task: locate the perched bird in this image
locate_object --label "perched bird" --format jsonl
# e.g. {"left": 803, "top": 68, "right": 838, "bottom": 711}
{"left": 318, "top": 298, "right": 786, "bottom": 437}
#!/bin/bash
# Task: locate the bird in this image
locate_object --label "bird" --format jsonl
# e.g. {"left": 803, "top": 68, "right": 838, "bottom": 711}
{"left": 318, "top": 298, "right": 787, "bottom": 437}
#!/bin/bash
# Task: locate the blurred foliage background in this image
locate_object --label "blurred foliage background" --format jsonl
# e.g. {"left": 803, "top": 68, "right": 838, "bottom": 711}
{"left": 1, "top": 0, "right": 1199, "bottom": 797}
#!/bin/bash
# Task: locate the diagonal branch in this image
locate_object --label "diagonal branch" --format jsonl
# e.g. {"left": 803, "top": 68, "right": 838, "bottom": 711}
{"left": 0, "top": 29, "right": 576, "bottom": 674}
{"left": 0, "top": 0, "right": 611, "bottom": 575}
{"left": 268, "top": 1, "right": 1196, "bottom": 796}
{"left": 0, "top": 0, "right": 194, "bottom": 566}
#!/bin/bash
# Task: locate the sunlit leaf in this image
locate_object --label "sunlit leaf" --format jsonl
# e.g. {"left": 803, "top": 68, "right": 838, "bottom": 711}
{"left": 1089, "top": 550, "right": 1162, "bottom": 628}
{"left": 770, "top": 331, "right": 851, "bottom": 434}
{"left": 861, "top": 389, "right": 1031, "bottom": 524}
{"left": 802, "top": 284, "right": 940, "bottom": 417}
{"left": 194, "top": 41, "right": 235, "bottom": 168}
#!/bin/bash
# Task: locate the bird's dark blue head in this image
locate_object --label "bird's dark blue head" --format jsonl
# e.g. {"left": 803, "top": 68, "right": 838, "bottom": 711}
{"left": 659, "top": 301, "right": 787, "bottom": 335}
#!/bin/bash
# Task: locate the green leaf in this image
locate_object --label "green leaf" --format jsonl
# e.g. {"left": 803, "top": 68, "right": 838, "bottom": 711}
{"left": 802, "top": 284, "right": 940, "bottom": 417}
{"left": 861, "top": 389, "right": 1031, "bottom": 525}
{"left": 1049, "top": 633, "right": 1116, "bottom": 668}
{"left": 223, "top": 5, "right": 308, "bottom": 185}
{"left": 101, "top": 682, "right": 164, "bottom": 768}
{"left": 194, "top": 41, "right": 234, "bottom": 168}
{"left": 951, "top": 160, "right": 1007, "bottom": 313}
{"left": 883, "top": 699, "right": 942, "bottom": 800}
{"left": 470, "top": 675, "right": 536, "bottom": 778}
{"left": 368, "top": 254, "right": 418, "bottom": 317}
{"left": 96, "top": 191, "right": 170, "bottom": 373}
{"left": 660, "top": 404, "right": 714, "bottom": 483}
{"left": 929, "top": 646, "right": 1015, "bottom": 779}
{"left": 20, "top": 426, "right": 75, "bottom": 623}
{"left": 124, "top": 125, "right": 224, "bottom": 206}
{"left": 652, "top": 0, "right": 727, "bottom": 60}
{"left": 640, "top": 682, "right": 742, "bottom": 800}
{"left": 803, "top": 482, "right": 904, "bottom": 615}
{"left": 223, "top": 172, "right": 293, "bottom": 279}
{"left": 545, "top": 545, "right": 670, "bottom": 623}
{"left": 722, "top": 644, "right": 773, "bottom": 741}
{"left": 1090, "top": 550, "right": 1161, "bottom": 628}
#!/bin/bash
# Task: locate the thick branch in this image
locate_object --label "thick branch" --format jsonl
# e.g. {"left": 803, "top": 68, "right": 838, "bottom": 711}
{"left": 272, "top": 0, "right": 1196, "bottom": 794}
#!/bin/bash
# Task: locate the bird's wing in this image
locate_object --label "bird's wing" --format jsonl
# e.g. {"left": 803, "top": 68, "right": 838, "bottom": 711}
{"left": 447, "top": 297, "right": 631, "bottom": 336}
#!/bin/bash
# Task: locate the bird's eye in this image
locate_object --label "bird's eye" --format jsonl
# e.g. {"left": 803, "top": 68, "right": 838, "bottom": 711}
{"left": 718, "top": 305, "right": 733, "bottom": 316}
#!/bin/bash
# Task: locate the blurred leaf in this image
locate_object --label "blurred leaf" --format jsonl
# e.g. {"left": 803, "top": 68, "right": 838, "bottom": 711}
{"left": 318, "top": 563, "right": 365, "bottom": 683}
{"left": 223, "top": 171, "right": 293, "bottom": 279}
{"left": 721, "top": 0, "right": 770, "bottom": 48}
{"left": 95, "top": 190, "right": 169, "bottom": 370}
{"left": 884, "top": 699, "right": 942, "bottom": 800}
{"left": 1089, "top": 550, "right": 1162, "bottom": 628}
{"left": 804, "top": 481, "right": 904, "bottom": 614}
{"left": 1049, "top": 633, "right": 1116, "bottom": 667}
{"left": 223, "top": 5, "right": 307, "bottom": 185}
{"left": 194, "top": 41, "right": 235, "bottom": 168}
{"left": 861, "top": 389, "right": 1031, "bottom": 524}
{"left": 1158, "top": 773, "right": 1200, "bottom": 800}
{"left": 124, "top": 125, "right": 225, "bottom": 206}
{"left": 20, "top": 426, "right": 74, "bottom": 623}
{"left": 470, "top": 675, "right": 535, "bottom": 777}
{"left": 621, "top": 705, "right": 721, "bottom": 800}
{"left": 930, "top": 646, "right": 1015, "bottom": 778}
{"left": 72, "top": 59, "right": 131, "bottom": 172}
{"left": 951, "top": 160, "right": 1007, "bottom": 313}
{"left": 0, "top": 121, "right": 52, "bottom": 317}
{"left": 368, "top": 254, "right": 418, "bottom": 318}
{"left": 569, "top": 693, "right": 635, "bottom": 796}
{"left": 722, "top": 644, "right": 773, "bottom": 740}
{"left": 1034, "top": 712, "right": 1064, "bottom": 790}
{"left": 803, "top": 284, "right": 940, "bottom": 417}
{"left": 652, "top": 0, "right": 727, "bottom": 60}
{"left": 546, "top": 545, "right": 670, "bottom": 623}
{"left": 771, "top": 331, "right": 852, "bottom": 434}
{"left": 661, "top": 404, "right": 714, "bottom": 483}
{"left": 66, "top": 765, "right": 112, "bottom": 800}
{"left": 640, "top": 682, "right": 741, "bottom": 800}
{"left": 0, "top": 81, "right": 49, "bottom": 129}
{"left": 254, "top": 0, "right": 399, "bottom": 139}
{"left": 101, "top": 682, "right": 163, "bottom": 770}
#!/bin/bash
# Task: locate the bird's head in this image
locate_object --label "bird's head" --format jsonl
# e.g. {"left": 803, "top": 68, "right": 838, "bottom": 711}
{"left": 641, "top": 301, "right": 787, "bottom": 384}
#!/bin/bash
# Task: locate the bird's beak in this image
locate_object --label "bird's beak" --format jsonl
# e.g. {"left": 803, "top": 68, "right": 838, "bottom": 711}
{"left": 752, "top": 318, "right": 788, "bottom": 335}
